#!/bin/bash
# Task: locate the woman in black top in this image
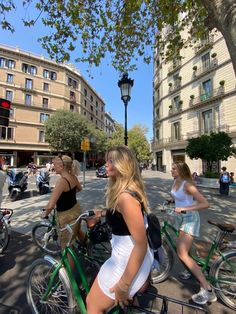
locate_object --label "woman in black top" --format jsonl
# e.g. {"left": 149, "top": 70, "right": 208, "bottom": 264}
{"left": 86, "top": 146, "right": 153, "bottom": 313}
{"left": 43, "top": 155, "right": 83, "bottom": 249}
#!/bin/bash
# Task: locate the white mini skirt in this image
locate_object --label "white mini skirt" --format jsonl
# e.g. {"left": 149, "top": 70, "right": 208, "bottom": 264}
{"left": 97, "top": 234, "right": 153, "bottom": 300}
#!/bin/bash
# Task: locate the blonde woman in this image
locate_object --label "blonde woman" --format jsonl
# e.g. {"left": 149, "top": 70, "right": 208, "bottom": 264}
{"left": 86, "top": 146, "right": 153, "bottom": 314}
{"left": 170, "top": 161, "right": 216, "bottom": 305}
{"left": 43, "top": 155, "right": 83, "bottom": 249}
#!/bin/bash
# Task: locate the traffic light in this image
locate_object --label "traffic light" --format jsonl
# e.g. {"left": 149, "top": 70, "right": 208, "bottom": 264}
{"left": 0, "top": 98, "right": 11, "bottom": 127}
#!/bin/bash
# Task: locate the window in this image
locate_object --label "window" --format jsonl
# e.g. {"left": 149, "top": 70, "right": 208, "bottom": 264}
{"left": 90, "top": 95, "right": 93, "bottom": 102}
{"left": 84, "top": 111, "right": 86, "bottom": 116}
{"left": 0, "top": 127, "right": 13, "bottom": 140}
{"left": 22, "top": 63, "right": 37, "bottom": 75}
{"left": 25, "top": 94, "right": 32, "bottom": 105}
{"left": 173, "top": 95, "right": 180, "bottom": 110}
{"left": 96, "top": 101, "right": 98, "bottom": 108}
{"left": 201, "top": 79, "right": 212, "bottom": 101}
{"left": 40, "top": 113, "right": 50, "bottom": 123}
{"left": 84, "top": 100, "right": 87, "bottom": 107}
{"left": 201, "top": 52, "right": 210, "bottom": 70}
{"left": 25, "top": 78, "right": 33, "bottom": 89}
{"left": 43, "top": 69, "right": 57, "bottom": 80}
{"left": 68, "top": 77, "right": 78, "bottom": 89}
{"left": 156, "top": 128, "right": 160, "bottom": 141}
{"left": 43, "top": 83, "right": 49, "bottom": 91}
{"left": 156, "top": 108, "right": 160, "bottom": 119}
{"left": 42, "top": 98, "right": 49, "bottom": 108}
{"left": 9, "top": 108, "right": 14, "bottom": 118}
{"left": 90, "top": 105, "right": 93, "bottom": 111}
{"left": 70, "top": 104, "right": 75, "bottom": 111}
{"left": 172, "top": 121, "right": 181, "bottom": 141}
{"left": 39, "top": 130, "right": 45, "bottom": 142}
{"left": 84, "top": 88, "right": 87, "bottom": 97}
{"left": 101, "top": 106, "right": 104, "bottom": 112}
{"left": 0, "top": 58, "right": 15, "bottom": 68}
{"left": 91, "top": 116, "right": 93, "bottom": 121}
{"left": 6, "top": 90, "right": 13, "bottom": 101}
{"left": 70, "top": 91, "right": 76, "bottom": 102}
{"left": 202, "top": 109, "right": 213, "bottom": 134}
{"left": 96, "top": 110, "right": 98, "bottom": 116}
{"left": 7, "top": 74, "right": 13, "bottom": 83}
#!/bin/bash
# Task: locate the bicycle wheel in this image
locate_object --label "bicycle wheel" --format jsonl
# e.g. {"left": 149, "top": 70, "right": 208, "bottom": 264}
{"left": 27, "top": 257, "right": 76, "bottom": 314}
{"left": 151, "top": 239, "right": 173, "bottom": 284}
{"left": 0, "top": 219, "right": 9, "bottom": 254}
{"left": 210, "top": 250, "right": 236, "bottom": 310}
{"left": 32, "top": 222, "right": 61, "bottom": 255}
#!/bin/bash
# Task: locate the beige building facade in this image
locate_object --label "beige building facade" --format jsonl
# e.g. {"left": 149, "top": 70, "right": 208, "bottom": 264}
{"left": 0, "top": 44, "right": 106, "bottom": 167}
{"left": 152, "top": 31, "right": 236, "bottom": 175}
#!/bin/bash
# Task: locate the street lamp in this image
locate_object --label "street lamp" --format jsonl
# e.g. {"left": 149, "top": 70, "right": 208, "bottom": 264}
{"left": 118, "top": 73, "right": 134, "bottom": 145}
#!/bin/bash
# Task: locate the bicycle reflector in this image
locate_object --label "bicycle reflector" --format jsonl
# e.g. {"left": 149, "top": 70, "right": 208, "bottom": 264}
{"left": 0, "top": 98, "right": 11, "bottom": 127}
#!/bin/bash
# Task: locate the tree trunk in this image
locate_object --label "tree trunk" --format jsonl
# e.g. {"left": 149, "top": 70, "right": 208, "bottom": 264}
{"left": 201, "top": 0, "right": 236, "bottom": 78}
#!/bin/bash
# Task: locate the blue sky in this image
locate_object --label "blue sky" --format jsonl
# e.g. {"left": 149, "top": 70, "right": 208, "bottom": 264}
{"left": 0, "top": 5, "right": 154, "bottom": 140}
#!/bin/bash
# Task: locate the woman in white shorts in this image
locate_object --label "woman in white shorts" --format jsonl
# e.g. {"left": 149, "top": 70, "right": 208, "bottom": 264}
{"left": 86, "top": 146, "right": 153, "bottom": 313}
{"left": 170, "top": 162, "right": 217, "bottom": 305}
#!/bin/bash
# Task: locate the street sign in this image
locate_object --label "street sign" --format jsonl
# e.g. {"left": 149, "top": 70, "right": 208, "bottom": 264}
{"left": 0, "top": 98, "right": 11, "bottom": 127}
{"left": 81, "top": 138, "right": 90, "bottom": 151}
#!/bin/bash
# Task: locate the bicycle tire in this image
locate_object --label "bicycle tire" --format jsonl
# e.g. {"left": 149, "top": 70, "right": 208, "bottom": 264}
{"left": 27, "top": 257, "right": 77, "bottom": 314}
{"left": 0, "top": 219, "right": 9, "bottom": 253}
{"left": 210, "top": 250, "right": 236, "bottom": 310}
{"left": 151, "top": 239, "right": 173, "bottom": 284}
{"left": 32, "top": 222, "right": 61, "bottom": 256}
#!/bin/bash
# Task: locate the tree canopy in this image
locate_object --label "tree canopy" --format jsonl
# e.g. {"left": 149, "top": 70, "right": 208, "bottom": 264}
{"left": 44, "top": 110, "right": 93, "bottom": 153}
{"left": 1, "top": 1, "right": 236, "bottom": 74}
{"left": 186, "top": 132, "right": 236, "bottom": 172}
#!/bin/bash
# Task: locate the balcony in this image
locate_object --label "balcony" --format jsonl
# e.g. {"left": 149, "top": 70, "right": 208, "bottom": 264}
{"left": 70, "top": 95, "right": 77, "bottom": 103}
{"left": 168, "top": 60, "right": 182, "bottom": 75}
{"left": 20, "top": 84, "right": 37, "bottom": 94}
{"left": 169, "top": 104, "right": 182, "bottom": 116}
{"left": 193, "top": 59, "right": 218, "bottom": 79}
{"left": 194, "top": 35, "right": 214, "bottom": 55}
{"left": 190, "top": 87, "right": 225, "bottom": 108}
{"left": 152, "top": 135, "right": 187, "bottom": 150}
{"left": 169, "top": 81, "right": 181, "bottom": 94}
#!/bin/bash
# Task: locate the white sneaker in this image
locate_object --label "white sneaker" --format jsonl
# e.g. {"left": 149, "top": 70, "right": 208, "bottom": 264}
{"left": 192, "top": 287, "right": 217, "bottom": 305}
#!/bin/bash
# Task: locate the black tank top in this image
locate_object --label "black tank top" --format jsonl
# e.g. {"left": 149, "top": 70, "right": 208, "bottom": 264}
{"left": 56, "top": 177, "right": 77, "bottom": 212}
{"left": 106, "top": 209, "right": 130, "bottom": 236}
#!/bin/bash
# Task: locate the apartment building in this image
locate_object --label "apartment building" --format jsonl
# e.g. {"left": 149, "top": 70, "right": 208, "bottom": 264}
{"left": 104, "top": 112, "right": 116, "bottom": 137}
{"left": 152, "top": 30, "right": 236, "bottom": 175}
{"left": 0, "top": 44, "right": 106, "bottom": 167}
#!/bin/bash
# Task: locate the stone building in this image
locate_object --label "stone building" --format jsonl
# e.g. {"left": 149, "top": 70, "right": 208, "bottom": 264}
{"left": 152, "top": 30, "right": 236, "bottom": 175}
{"left": 0, "top": 44, "right": 107, "bottom": 167}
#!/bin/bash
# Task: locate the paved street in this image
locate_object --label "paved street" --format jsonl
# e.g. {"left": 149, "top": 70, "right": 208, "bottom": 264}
{"left": 0, "top": 170, "right": 236, "bottom": 313}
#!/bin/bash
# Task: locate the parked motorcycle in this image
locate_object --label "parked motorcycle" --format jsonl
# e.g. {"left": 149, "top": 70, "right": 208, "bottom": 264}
{"left": 7, "top": 168, "right": 28, "bottom": 201}
{"left": 36, "top": 169, "right": 50, "bottom": 195}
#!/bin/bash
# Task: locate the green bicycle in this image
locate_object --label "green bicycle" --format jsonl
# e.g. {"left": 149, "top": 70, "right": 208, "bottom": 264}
{"left": 151, "top": 203, "right": 236, "bottom": 310}
{"left": 27, "top": 211, "right": 208, "bottom": 314}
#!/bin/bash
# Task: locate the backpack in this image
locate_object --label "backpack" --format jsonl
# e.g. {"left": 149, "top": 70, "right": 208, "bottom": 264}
{"left": 125, "top": 190, "right": 162, "bottom": 250}
{"left": 221, "top": 173, "right": 230, "bottom": 183}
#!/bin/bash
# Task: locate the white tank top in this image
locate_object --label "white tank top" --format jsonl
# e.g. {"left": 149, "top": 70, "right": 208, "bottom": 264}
{"left": 171, "top": 180, "right": 193, "bottom": 208}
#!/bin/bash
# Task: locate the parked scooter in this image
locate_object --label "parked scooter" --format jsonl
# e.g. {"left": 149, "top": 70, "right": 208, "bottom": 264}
{"left": 7, "top": 168, "right": 28, "bottom": 201}
{"left": 36, "top": 169, "right": 50, "bottom": 195}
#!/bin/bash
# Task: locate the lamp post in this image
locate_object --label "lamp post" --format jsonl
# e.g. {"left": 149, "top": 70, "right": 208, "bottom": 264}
{"left": 118, "top": 73, "right": 134, "bottom": 146}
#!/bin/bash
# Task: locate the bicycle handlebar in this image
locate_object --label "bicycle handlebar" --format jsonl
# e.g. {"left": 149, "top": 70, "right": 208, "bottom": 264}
{"left": 59, "top": 210, "right": 95, "bottom": 233}
{"left": 162, "top": 202, "right": 186, "bottom": 214}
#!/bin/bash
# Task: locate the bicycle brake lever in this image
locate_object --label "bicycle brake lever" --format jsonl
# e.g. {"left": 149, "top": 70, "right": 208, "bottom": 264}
{"left": 88, "top": 210, "right": 95, "bottom": 217}
{"left": 181, "top": 210, "right": 186, "bottom": 214}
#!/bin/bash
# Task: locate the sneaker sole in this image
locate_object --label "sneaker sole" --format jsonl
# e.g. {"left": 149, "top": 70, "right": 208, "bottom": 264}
{"left": 192, "top": 296, "right": 217, "bottom": 305}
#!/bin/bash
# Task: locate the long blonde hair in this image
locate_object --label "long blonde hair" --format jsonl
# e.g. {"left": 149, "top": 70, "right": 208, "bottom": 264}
{"left": 56, "top": 155, "right": 79, "bottom": 176}
{"left": 173, "top": 161, "right": 193, "bottom": 182}
{"left": 105, "top": 146, "right": 150, "bottom": 213}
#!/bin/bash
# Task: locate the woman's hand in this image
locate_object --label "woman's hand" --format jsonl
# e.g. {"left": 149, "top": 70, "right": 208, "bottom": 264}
{"left": 175, "top": 207, "right": 187, "bottom": 214}
{"left": 93, "top": 208, "right": 103, "bottom": 218}
{"left": 109, "top": 281, "right": 131, "bottom": 309}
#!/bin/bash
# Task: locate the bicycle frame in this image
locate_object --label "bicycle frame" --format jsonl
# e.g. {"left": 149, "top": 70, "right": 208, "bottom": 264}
{"left": 162, "top": 217, "right": 236, "bottom": 286}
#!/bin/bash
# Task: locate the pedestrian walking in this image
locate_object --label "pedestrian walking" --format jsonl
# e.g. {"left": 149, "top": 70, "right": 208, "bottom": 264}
{"left": 169, "top": 161, "right": 217, "bottom": 305}
{"left": 219, "top": 166, "right": 230, "bottom": 195}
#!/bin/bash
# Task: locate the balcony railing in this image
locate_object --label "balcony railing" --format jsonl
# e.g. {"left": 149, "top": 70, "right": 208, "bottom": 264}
{"left": 169, "top": 81, "right": 181, "bottom": 94}
{"left": 194, "top": 35, "right": 214, "bottom": 55}
{"left": 190, "top": 87, "right": 225, "bottom": 107}
{"left": 193, "top": 59, "right": 218, "bottom": 78}
{"left": 169, "top": 105, "right": 182, "bottom": 116}
{"left": 70, "top": 95, "right": 76, "bottom": 102}
{"left": 168, "top": 60, "right": 182, "bottom": 75}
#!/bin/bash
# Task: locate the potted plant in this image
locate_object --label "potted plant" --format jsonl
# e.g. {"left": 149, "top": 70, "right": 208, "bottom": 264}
{"left": 192, "top": 65, "right": 197, "bottom": 71}
{"left": 179, "top": 100, "right": 183, "bottom": 105}
{"left": 168, "top": 82, "right": 172, "bottom": 87}
{"left": 190, "top": 94, "right": 195, "bottom": 99}
{"left": 219, "top": 80, "right": 225, "bottom": 86}
{"left": 169, "top": 105, "right": 172, "bottom": 109}
{"left": 178, "top": 76, "right": 182, "bottom": 80}
{"left": 211, "top": 52, "right": 217, "bottom": 58}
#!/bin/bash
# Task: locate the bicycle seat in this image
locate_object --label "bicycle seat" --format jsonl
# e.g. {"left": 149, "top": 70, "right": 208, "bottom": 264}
{"left": 208, "top": 220, "right": 235, "bottom": 233}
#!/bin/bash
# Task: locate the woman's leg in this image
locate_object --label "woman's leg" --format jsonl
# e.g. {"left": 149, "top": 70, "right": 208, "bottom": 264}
{"left": 176, "top": 231, "right": 211, "bottom": 290}
{"left": 86, "top": 277, "right": 114, "bottom": 314}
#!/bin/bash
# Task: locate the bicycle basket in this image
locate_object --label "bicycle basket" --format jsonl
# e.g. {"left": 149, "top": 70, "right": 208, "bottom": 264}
{"left": 89, "top": 221, "right": 112, "bottom": 244}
